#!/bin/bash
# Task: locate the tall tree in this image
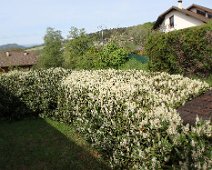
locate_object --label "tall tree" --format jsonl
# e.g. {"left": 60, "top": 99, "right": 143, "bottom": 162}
{"left": 37, "top": 27, "right": 63, "bottom": 68}
{"left": 63, "top": 27, "right": 93, "bottom": 69}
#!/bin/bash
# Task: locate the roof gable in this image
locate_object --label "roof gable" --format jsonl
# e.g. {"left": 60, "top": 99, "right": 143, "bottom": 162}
{"left": 153, "top": 5, "right": 211, "bottom": 30}
{"left": 187, "top": 4, "right": 212, "bottom": 14}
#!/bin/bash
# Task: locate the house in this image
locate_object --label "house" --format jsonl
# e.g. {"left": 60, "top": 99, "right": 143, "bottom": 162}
{"left": 153, "top": 0, "right": 212, "bottom": 32}
{"left": 0, "top": 51, "right": 39, "bottom": 72}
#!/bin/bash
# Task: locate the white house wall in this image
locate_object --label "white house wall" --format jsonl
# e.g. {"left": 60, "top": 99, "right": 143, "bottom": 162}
{"left": 160, "top": 10, "right": 204, "bottom": 32}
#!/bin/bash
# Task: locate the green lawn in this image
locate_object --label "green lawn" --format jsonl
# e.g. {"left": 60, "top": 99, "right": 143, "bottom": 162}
{"left": 205, "top": 76, "right": 212, "bottom": 86}
{"left": 0, "top": 118, "right": 110, "bottom": 170}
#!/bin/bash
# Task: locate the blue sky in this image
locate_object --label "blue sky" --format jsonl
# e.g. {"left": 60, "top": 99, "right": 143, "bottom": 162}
{"left": 0, "top": 0, "right": 211, "bottom": 45}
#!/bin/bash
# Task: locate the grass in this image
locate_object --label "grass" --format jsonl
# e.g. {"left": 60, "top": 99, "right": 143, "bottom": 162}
{"left": 0, "top": 118, "right": 110, "bottom": 170}
{"left": 204, "top": 76, "right": 212, "bottom": 87}
{"left": 119, "top": 58, "right": 149, "bottom": 71}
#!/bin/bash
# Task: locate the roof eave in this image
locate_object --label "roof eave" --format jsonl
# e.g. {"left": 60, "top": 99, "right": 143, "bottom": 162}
{"left": 187, "top": 4, "right": 212, "bottom": 14}
{"left": 153, "top": 6, "right": 177, "bottom": 30}
{"left": 153, "top": 6, "right": 210, "bottom": 30}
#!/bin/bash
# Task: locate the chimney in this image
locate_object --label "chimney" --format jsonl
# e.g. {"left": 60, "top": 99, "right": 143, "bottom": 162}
{"left": 24, "top": 52, "right": 28, "bottom": 56}
{"left": 178, "top": 0, "right": 183, "bottom": 9}
{"left": 6, "top": 52, "right": 10, "bottom": 57}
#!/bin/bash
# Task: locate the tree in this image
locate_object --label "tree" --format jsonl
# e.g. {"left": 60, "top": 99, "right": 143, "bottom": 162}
{"left": 99, "top": 41, "right": 129, "bottom": 68}
{"left": 63, "top": 27, "right": 93, "bottom": 69}
{"left": 37, "top": 27, "right": 63, "bottom": 68}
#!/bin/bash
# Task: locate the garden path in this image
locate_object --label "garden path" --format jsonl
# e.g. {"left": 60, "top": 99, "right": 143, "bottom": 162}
{"left": 177, "top": 90, "right": 212, "bottom": 125}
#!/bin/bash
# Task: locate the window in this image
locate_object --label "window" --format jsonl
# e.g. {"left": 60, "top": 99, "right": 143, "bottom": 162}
{"left": 197, "top": 10, "right": 206, "bottom": 16}
{"left": 169, "top": 16, "right": 174, "bottom": 28}
{"left": 208, "top": 13, "right": 212, "bottom": 19}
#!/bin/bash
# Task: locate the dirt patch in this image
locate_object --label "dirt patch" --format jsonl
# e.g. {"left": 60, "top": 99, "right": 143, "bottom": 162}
{"left": 177, "top": 90, "right": 212, "bottom": 125}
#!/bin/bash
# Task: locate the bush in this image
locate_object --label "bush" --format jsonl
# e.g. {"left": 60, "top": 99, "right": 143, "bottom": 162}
{"left": 0, "top": 69, "right": 211, "bottom": 169}
{"left": 0, "top": 68, "right": 69, "bottom": 119}
{"left": 58, "top": 70, "right": 211, "bottom": 169}
{"left": 145, "top": 22, "right": 212, "bottom": 76}
{"left": 99, "top": 42, "right": 129, "bottom": 69}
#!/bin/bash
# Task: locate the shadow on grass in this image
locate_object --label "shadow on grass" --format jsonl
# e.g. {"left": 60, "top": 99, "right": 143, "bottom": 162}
{"left": 0, "top": 84, "right": 38, "bottom": 120}
{"left": 0, "top": 119, "right": 110, "bottom": 170}
{"left": 0, "top": 85, "right": 110, "bottom": 170}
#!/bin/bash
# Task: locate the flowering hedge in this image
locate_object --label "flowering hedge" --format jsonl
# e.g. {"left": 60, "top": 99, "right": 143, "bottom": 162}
{"left": 0, "top": 69, "right": 211, "bottom": 169}
{"left": 58, "top": 70, "right": 211, "bottom": 169}
{"left": 0, "top": 68, "right": 70, "bottom": 119}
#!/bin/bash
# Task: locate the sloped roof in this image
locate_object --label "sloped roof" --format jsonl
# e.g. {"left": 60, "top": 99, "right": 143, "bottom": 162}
{"left": 187, "top": 4, "right": 212, "bottom": 14}
{"left": 0, "top": 51, "right": 39, "bottom": 68}
{"left": 153, "top": 6, "right": 211, "bottom": 30}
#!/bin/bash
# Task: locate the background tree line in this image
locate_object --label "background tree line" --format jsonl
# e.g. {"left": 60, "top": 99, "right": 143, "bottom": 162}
{"left": 37, "top": 23, "right": 153, "bottom": 70}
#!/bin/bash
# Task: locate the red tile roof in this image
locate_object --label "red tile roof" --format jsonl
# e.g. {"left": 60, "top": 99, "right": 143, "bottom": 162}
{"left": 0, "top": 51, "right": 39, "bottom": 68}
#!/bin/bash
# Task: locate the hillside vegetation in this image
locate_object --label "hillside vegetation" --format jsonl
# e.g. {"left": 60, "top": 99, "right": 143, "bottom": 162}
{"left": 90, "top": 22, "right": 153, "bottom": 51}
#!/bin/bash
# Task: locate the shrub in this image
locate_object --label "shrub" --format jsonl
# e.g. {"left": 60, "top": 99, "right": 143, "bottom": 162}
{"left": 58, "top": 70, "right": 211, "bottom": 169}
{"left": 98, "top": 42, "right": 129, "bottom": 69}
{"left": 145, "top": 22, "right": 212, "bottom": 76}
{"left": 0, "top": 68, "right": 69, "bottom": 119}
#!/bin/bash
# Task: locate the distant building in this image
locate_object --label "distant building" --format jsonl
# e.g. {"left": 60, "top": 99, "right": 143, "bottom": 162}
{"left": 0, "top": 51, "right": 39, "bottom": 72}
{"left": 153, "top": 1, "right": 212, "bottom": 32}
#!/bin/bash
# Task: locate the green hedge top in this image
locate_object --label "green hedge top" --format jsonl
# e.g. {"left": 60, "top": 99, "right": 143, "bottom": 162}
{"left": 145, "top": 22, "right": 212, "bottom": 76}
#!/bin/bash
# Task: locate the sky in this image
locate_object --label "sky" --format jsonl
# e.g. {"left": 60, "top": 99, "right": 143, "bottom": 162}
{"left": 0, "top": 0, "right": 211, "bottom": 46}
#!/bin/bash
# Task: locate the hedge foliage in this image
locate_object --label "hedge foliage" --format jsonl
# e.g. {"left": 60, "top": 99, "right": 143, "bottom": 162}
{"left": 0, "top": 69, "right": 211, "bottom": 169}
{"left": 145, "top": 22, "right": 212, "bottom": 76}
{"left": 0, "top": 68, "right": 69, "bottom": 119}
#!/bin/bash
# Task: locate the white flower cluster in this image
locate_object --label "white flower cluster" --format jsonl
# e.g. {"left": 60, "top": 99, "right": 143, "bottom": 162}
{"left": 60, "top": 69, "right": 211, "bottom": 169}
